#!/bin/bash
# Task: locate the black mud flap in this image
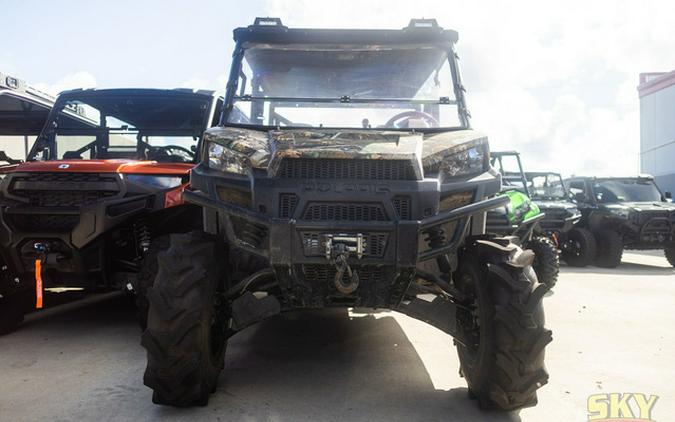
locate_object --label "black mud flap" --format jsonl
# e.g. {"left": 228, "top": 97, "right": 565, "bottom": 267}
{"left": 231, "top": 292, "right": 282, "bottom": 331}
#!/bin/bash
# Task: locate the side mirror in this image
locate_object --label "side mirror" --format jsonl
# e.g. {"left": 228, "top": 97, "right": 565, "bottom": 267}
{"left": 665, "top": 191, "right": 672, "bottom": 201}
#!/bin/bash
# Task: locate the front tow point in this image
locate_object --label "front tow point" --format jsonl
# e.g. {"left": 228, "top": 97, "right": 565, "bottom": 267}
{"left": 324, "top": 234, "right": 364, "bottom": 294}
{"left": 33, "top": 242, "right": 47, "bottom": 309}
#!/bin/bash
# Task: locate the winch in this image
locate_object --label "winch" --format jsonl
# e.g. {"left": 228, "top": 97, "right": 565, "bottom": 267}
{"left": 323, "top": 234, "right": 365, "bottom": 294}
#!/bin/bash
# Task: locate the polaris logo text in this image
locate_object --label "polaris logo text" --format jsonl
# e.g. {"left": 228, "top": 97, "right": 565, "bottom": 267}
{"left": 587, "top": 393, "right": 658, "bottom": 422}
{"left": 302, "top": 182, "right": 391, "bottom": 195}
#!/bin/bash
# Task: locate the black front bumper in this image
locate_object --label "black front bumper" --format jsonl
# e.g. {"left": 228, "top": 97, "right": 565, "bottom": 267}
{"left": 625, "top": 216, "right": 675, "bottom": 249}
{"left": 539, "top": 214, "right": 581, "bottom": 236}
{"left": 187, "top": 164, "right": 506, "bottom": 268}
{"left": 0, "top": 172, "right": 176, "bottom": 281}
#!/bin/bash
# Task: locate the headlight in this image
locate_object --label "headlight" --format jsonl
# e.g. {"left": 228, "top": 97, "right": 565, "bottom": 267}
{"left": 207, "top": 142, "right": 249, "bottom": 175}
{"left": 126, "top": 175, "right": 184, "bottom": 189}
{"left": 608, "top": 207, "right": 630, "bottom": 219}
{"left": 437, "top": 143, "right": 487, "bottom": 179}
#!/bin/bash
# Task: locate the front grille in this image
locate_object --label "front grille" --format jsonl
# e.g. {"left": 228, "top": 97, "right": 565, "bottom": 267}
{"left": 9, "top": 173, "right": 120, "bottom": 207}
{"left": 392, "top": 196, "right": 412, "bottom": 220}
{"left": 279, "top": 193, "right": 298, "bottom": 218}
{"left": 642, "top": 218, "right": 671, "bottom": 237}
{"left": 302, "top": 264, "right": 386, "bottom": 286}
{"left": 20, "top": 190, "right": 118, "bottom": 207}
{"left": 277, "top": 158, "right": 417, "bottom": 180}
{"left": 301, "top": 232, "right": 389, "bottom": 257}
{"left": 7, "top": 214, "right": 80, "bottom": 232}
{"left": 302, "top": 202, "right": 388, "bottom": 221}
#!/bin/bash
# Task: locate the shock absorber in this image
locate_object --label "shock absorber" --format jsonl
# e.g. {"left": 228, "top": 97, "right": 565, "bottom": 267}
{"left": 134, "top": 219, "right": 151, "bottom": 254}
{"left": 425, "top": 226, "right": 452, "bottom": 274}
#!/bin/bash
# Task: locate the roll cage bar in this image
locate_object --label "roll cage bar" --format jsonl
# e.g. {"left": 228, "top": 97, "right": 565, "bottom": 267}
{"left": 491, "top": 151, "right": 530, "bottom": 197}
{"left": 28, "top": 89, "right": 220, "bottom": 162}
{"left": 524, "top": 171, "right": 569, "bottom": 199}
{"left": 219, "top": 18, "right": 471, "bottom": 130}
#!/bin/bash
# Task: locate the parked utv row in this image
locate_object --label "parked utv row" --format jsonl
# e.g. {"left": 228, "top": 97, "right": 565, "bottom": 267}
{"left": 566, "top": 175, "right": 675, "bottom": 268}
{"left": 486, "top": 150, "right": 604, "bottom": 288}
{"left": 487, "top": 151, "right": 675, "bottom": 274}
{"left": 0, "top": 19, "right": 554, "bottom": 412}
{"left": 8, "top": 17, "right": 671, "bottom": 414}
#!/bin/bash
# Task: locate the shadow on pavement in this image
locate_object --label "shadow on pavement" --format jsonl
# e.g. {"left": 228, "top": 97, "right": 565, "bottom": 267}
{"left": 5, "top": 294, "right": 522, "bottom": 421}
{"left": 153, "top": 308, "right": 522, "bottom": 421}
{"left": 18, "top": 292, "right": 136, "bottom": 335}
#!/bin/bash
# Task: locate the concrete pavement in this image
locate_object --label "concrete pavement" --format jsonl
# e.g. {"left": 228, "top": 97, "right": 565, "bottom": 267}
{"left": 0, "top": 251, "right": 674, "bottom": 421}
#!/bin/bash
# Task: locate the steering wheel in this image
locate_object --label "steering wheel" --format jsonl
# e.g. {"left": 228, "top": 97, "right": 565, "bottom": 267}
{"left": 385, "top": 111, "right": 439, "bottom": 128}
{"left": 150, "top": 145, "right": 195, "bottom": 162}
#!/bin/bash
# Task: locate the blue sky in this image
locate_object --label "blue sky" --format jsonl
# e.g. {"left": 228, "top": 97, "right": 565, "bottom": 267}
{"left": 3, "top": 0, "right": 675, "bottom": 175}
{"left": 1, "top": 0, "right": 265, "bottom": 88}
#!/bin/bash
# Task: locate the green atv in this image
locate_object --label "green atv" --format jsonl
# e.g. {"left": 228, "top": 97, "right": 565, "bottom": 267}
{"left": 488, "top": 152, "right": 560, "bottom": 287}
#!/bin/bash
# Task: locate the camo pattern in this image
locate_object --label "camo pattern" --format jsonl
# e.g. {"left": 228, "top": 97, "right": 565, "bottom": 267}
{"left": 203, "top": 126, "right": 489, "bottom": 178}
{"left": 203, "top": 126, "right": 271, "bottom": 168}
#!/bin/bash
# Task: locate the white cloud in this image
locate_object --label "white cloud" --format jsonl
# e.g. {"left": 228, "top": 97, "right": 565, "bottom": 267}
{"left": 178, "top": 77, "right": 214, "bottom": 90}
{"left": 33, "top": 71, "right": 97, "bottom": 96}
{"left": 263, "top": 0, "right": 675, "bottom": 176}
{"left": 178, "top": 72, "right": 229, "bottom": 94}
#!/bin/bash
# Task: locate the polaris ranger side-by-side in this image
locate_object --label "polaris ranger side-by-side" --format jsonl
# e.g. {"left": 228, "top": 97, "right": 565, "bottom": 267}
{"left": 0, "top": 88, "right": 222, "bottom": 334}
{"left": 487, "top": 151, "right": 560, "bottom": 286}
{"left": 565, "top": 175, "right": 675, "bottom": 268}
{"left": 524, "top": 172, "right": 595, "bottom": 267}
{"left": 142, "top": 18, "right": 551, "bottom": 411}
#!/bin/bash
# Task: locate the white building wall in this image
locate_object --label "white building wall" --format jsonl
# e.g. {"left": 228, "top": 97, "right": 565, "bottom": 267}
{"left": 0, "top": 135, "right": 33, "bottom": 160}
{"left": 639, "top": 74, "right": 675, "bottom": 195}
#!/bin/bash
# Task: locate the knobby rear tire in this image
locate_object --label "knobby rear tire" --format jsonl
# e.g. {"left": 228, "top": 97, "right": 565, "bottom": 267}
{"left": 141, "top": 231, "right": 227, "bottom": 406}
{"left": 593, "top": 229, "right": 623, "bottom": 268}
{"left": 561, "top": 227, "right": 596, "bottom": 267}
{"left": 454, "top": 241, "right": 552, "bottom": 410}
{"left": 528, "top": 236, "right": 560, "bottom": 288}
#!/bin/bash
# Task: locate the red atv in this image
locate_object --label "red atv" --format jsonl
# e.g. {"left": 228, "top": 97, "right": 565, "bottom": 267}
{"left": 0, "top": 88, "right": 222, "bottom": 334}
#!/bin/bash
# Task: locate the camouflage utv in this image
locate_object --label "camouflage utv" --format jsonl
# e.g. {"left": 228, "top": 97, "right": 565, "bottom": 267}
{"left": 142, "top": 18, "right": 552, "bottom": 411}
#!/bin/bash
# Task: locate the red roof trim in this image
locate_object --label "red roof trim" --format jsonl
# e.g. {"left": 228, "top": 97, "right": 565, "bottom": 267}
{"left": 638, "top": 70, "right": 675, "bottom": 97}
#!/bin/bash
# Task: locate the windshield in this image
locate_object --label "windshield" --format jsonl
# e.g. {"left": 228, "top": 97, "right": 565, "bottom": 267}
{"left": 527, "top": 173, "right": 567, "bottom": 200}
{"left": 593, "top": 179, "right": 663, "bottom": 203}
{"left": 29, "top": 94, "right": 214, "bottom": 163}
{"left": 226, "top": 43, "right": 463, "bottom": 130}
{"left": 0, "top": 92, "right": 52, "bottom": 161}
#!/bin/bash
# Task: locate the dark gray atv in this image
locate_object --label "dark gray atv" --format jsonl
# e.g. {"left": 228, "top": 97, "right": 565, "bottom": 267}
{"left": 525, "top": 172, "right": 596, "bottom": 268}
{"left": 141, "top": 18, "right": 552, "bottom": 412}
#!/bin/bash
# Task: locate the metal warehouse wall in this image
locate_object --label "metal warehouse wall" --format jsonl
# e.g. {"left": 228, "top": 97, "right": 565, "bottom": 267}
{"left": 640, "top": 72, "right": 675, "bottom": 195}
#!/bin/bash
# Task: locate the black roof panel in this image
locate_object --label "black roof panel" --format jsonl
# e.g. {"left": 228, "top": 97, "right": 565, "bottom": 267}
{"left": 233, "top": 18, "right": 458, "bottom": 45}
